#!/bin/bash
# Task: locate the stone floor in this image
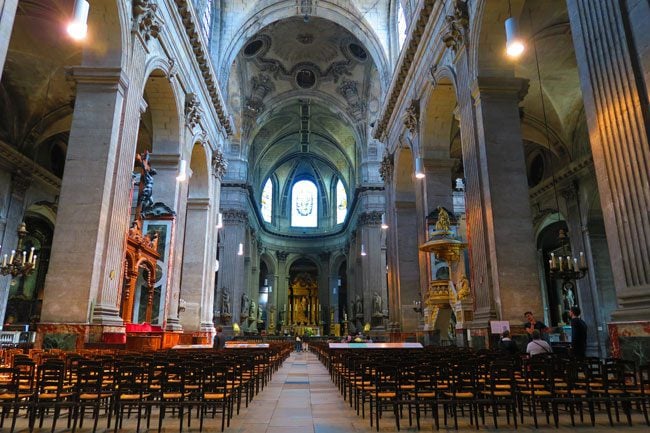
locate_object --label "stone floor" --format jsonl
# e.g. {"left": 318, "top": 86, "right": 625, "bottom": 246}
{"left": 7, "top": 350, "right": 650, "bottom": 432}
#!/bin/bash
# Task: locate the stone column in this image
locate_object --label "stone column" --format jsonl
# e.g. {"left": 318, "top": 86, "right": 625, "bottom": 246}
{"left": 178, "top": 198, "right": 211, "bottom": 331}
{"left": 215, "top": 209, "right": 248, "bottom": 324}
{"left": 275, "top": 251, "right": 289, "bottom": 328}
{"left": 567, "top": 0, "right": 650, "bottom": 320}
{"left": 41, "top": 67, "right": 136, "bottom": 326}
{"left": 0, "top": 0, "right": 18, "bottom": 81}
{"left": 0, "top": 172, "right": 30, "bottom": 324}
{"left": 423, "top": 158, "right": 455, "bottom": 214}
{"left": 561, "top": 184, "right": 604, "bottom": 356}
{"left": 357, "top": 212, "right": 387, "bottom": 327}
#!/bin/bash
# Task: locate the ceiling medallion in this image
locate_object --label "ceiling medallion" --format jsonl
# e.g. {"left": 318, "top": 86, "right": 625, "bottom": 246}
{"left": 296, "top": 68, "right": 317, "bottom": 89}
{"left": 296, "top": 33, "right": 314, "bottom": 44}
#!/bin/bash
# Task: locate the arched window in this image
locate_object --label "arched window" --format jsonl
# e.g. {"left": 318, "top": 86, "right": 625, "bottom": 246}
{"left": 397, "top": 2, "right": 407, "bottom": 50}
{"left": 336, "top": 179, "right": 347, "bottom": 224}
{"left": 291, "top": 180, "right": 318, "bottom": 227}
{"left": 261, "top": 178, "right": 273, "bottom": 223}
{"left": 201, "top": 0, "right": 213, "bottom": 40}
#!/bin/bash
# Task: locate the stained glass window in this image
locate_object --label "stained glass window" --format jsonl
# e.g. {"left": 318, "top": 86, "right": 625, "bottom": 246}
{"left": 201, "top": 0, "right": 213, "bottom": 41}
{"left": 291, "top": 180, "right": 318, "bottom": 227}
{"left": 261, "top": 178, "right": 272, "bottom": 222}
{"left": 336, "top": 179, "right": 347, "bottom": 224}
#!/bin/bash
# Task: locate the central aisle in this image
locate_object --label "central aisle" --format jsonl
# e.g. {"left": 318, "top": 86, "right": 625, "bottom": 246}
{"left": 225, "top": 350, "right": 650, "bottom": 433}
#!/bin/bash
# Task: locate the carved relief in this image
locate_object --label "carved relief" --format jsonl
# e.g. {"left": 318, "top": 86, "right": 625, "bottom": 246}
{"left": 221, "top": 209, "right": 248, "bottom": 224}
{"left": 379, "top": 152, "right": 394, "bottom": 182}
{"left": 404, "top": 100, "right": 419, "bottom": 134}
{"left": 337, "top": 79, "right": 366, "bottom": 121}
{"left": 441, "top": 0, "right": 469, "bottom": 52}
{"left": 211, "top": 149, "right": 228, "bottom": 180}
{"left": 357, "top": 211, "right": 383, "bottom": 226}
{"left": 133, "top": 0, "right": 163, "bottom": 42}
{"left": 185, "top": 93, "right": 203, "bottom": 130}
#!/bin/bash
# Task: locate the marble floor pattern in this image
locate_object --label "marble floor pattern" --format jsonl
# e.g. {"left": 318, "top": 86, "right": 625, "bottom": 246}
{"left": 7, "top": 350, "right": 650, "bottom": 432}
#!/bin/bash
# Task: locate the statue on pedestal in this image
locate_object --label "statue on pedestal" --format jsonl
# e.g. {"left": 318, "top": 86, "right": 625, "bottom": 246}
{"left": 354, "top": 295, "right": 363, "bottom": 318}
{"left": 372, "top": 292, "right": 383, "bottom": 317}
{"left": 221, "top": 290, "right": 231, "bottom": 316}
{"left": 240, "top": 293, "right": 250, "bottom": 319}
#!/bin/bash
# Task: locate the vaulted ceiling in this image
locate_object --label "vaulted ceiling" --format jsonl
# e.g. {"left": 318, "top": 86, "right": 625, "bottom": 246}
{"left": 229, "top": 16, "right": 382, "bottom": 203}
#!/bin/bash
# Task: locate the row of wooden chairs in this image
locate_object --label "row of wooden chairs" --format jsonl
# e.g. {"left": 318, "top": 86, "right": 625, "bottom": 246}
{"left": 0, "top": 343, "right": 292, "bottom": 433}
{"left": 311, "top": 343, "right": 650, "bottom": 430}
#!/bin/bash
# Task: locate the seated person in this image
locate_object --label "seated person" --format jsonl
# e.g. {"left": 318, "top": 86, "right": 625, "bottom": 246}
{"left": 526, "top": 330, "right": 552, "bottom": 356}
{"left": 498, "top": 330, "right": 518, "bottom": 355}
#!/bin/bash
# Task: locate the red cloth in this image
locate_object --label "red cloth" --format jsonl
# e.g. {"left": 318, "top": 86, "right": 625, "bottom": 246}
{"left": 102, "top": 333, "right": 126, "bottom": 344}
{"left": 126, "top": 323, "right": 152, "bottom": 333}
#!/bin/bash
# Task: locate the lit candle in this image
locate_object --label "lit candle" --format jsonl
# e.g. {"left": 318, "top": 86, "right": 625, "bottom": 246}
{"left": 22, "top": 251, "right": 26, "bottom": 264}
{"left": 566, "top": 256, "right": 571, "bottom": 271}
{"left": 550, "top": 253, "right": 556, "bottom": 269}
{"left": 2, "top": 254, "right": 6, "bottom": 267}
{"left": 32, "top": 255, "right": 37, "bottom": 266}
{"left": 548, "top": 259, "right": 553, "bottom": 269}
{"left": 579, "top": 252, "right": 586, "bottom": 269}
{"left": 9, "top": 250, "right": 15, "bottom": 264}
{"left": 573, "top": 258, "right": 578, "bottom": 271}
{"left": 28, "top": 247, "right": 34, "bottom": 263}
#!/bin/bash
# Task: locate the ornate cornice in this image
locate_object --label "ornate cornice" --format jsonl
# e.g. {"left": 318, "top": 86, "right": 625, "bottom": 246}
{"left": 185, "top": 92, "right": 203, "bottom": 130}
{"left": 0, "top": 142, "right": 61, "bottom": 191}
{"left": 211, "top": 149, "right": 227, "bottom": 180}
{"left": 221, "top": 208, "right": 248, "bottom": 224}
{"left": 379, "top": 152, "right": 394, "bottom": 182}
{"left": 174, "top": 1, "right": 232, "bottom": 135}
{"left": 441, "top": 0, "right": 469, "bottom": 53}
{"left": 276, "top": 251, "right": 289, "bottom": 262}
{"left": 133, "top": 0, "right": 163, "bottom": 42}
{"left": 357, "top": 211, "right": 383, "bottom": 226}
{"left": 372, "top": 0, "right": 437, "bottom": 140}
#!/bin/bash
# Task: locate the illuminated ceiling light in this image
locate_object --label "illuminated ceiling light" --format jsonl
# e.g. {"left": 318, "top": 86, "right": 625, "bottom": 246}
{"left": 67, "top": 0, "right": 90, "bottom": 41}
{"left": 415, "top": 157, "right": 425, "bottom": 179}
{"left": 176, "top": 159, "right": 188, "bottom": 182}
{"left": 381, "top": 213, "right": 388, "bottom": 230}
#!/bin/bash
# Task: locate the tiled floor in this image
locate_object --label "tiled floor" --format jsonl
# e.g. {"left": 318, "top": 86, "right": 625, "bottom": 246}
{"left": 7, "top": 351, "right": 650, "bottom": 432}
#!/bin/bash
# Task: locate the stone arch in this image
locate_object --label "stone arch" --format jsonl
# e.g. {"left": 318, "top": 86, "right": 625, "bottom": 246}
{"left": 260, "top": 252, "right": 277, "bottom": 276}
{"left": 420, "top": 73, "right": 459, "bottom": 159}
{"left": 221, "top": 0, "right": 390, "bottom": 91}
{"left": 188, "top": 143, "right": 210, "bottom": 199}
{"left": 469, "top": 0, "right": 519, "bottom": 79}
{"left": 141, "top": 66, "right": 183, "bottom": 155}
{"left": 83, "top": 0, "right": 128, "bottom": 68}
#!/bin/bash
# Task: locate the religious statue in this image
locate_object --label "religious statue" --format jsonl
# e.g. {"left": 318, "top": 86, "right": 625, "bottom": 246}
{"left": 257, "top": 304, "right": 263, "bottom": 323}
{"left": 372, "top": 292, "right": 383, "bottom": 317}
{"left": 435, "top": 206, "right": 451, "bottom": 232}
{"left": 562, "top": 285, "right": 576, "bottom": 311}
{"left": 300, "top": 296, "right": 308, "bottom": 321}
{"left": 354, "top": 295, "right": 363, "bottom": 317}
{"left": 221, "top": 290, "right": 231, "bottom": 316}
{"left": 249, "top": 300, "right": 257, "bottom": 321}
{"left": 136, "top": 150, "right": 157, "bottom": 214}
{"left": 457, "top": 275, "right": 470, "bottom": 300}
{"left": 268, "top": 304, "right": 276, "bottom": 329}
{"left": 241, "top": 293, "right": 250, "bottom": 318}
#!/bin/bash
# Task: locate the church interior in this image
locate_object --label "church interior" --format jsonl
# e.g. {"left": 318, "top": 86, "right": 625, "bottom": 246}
{"left": 0, "top": 0, "right": 649, "bottom": 364}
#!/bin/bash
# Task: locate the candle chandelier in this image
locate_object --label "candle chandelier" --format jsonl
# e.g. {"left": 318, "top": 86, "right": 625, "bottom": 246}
{"left": 1, "top": 222, "right": 37, "bottom": 277}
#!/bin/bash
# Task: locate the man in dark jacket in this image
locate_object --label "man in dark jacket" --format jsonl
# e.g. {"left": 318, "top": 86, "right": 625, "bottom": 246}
{"left": 498, "top": 330, "right": 518, "bottom": 355}
{"left": 213, "top": 326, "right": 226, "bottom": 349}
{"left": 569, "top": 306, "right": 587, "bottom": 358}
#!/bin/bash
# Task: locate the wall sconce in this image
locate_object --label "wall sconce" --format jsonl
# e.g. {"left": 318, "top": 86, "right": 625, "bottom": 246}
{"left": 360, "top": 244, "right": 367, "bottom": 256}
{"left": 216, "top": 212, "right": 223, "bottom": 229}
{"left": 412, "top": 300, "right": 422, "bottom": 314}
{"left": 381, "top": 213, "right": 388, "bottom": 230}
{"left": 67, "top": 0, "right": 90, "bottom": 41}
{"left": 176, "top": 159, "right": 188, "bottom": 182}
{"left": 238, "top": 243, "right": 244, "bottom": 256}
{"left": 214, "top": 259, "right": 219, "bottom": 272}
{"left": 415, "top": 157, "right": 425, "bottom": 179}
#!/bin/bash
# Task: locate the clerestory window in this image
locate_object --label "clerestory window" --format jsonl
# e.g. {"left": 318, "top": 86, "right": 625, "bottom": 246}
{"left": 261, "top": 178, "right": 273, "bottom": 223}
{"left": 336, "top": 179, "right": 347, "bottom": 224}
{"left": 291, "top": 180, "right": 318, "bottom": 227}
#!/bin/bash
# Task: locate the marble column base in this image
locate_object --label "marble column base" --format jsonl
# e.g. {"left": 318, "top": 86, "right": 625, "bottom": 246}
{"left": 91, "top": 304, "right": 124, "bottom": 326}
{"left": 165, "top": 317, "right": 183, "bottom": 332}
